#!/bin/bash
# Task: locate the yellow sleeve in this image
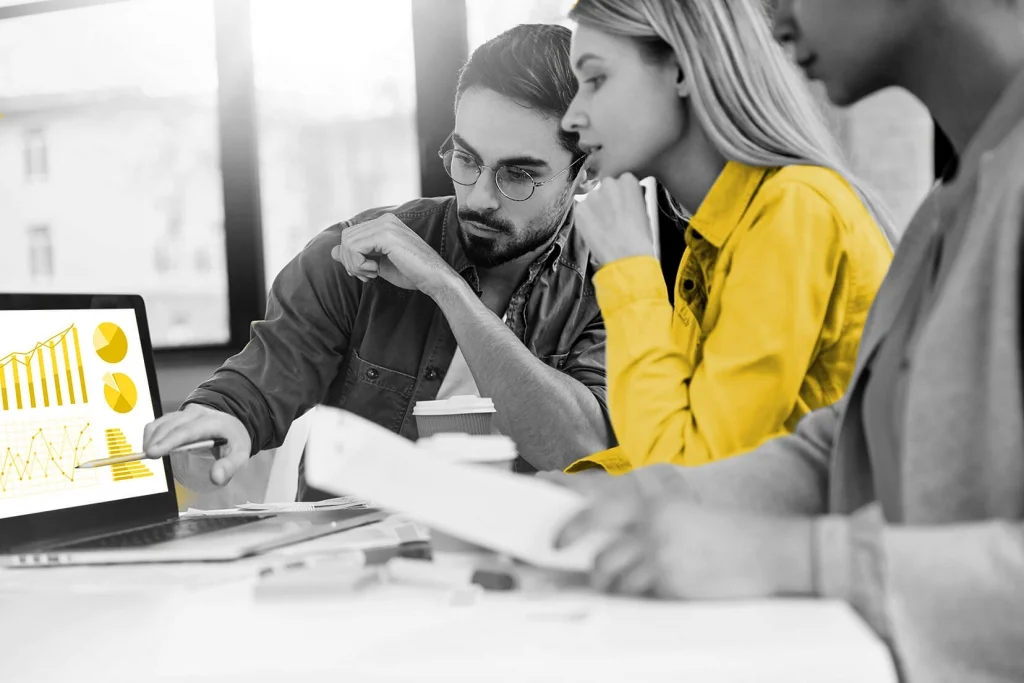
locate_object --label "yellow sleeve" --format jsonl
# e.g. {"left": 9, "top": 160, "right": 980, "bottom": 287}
{"left": 568, "top": 183, "right": 849, "bottom": 473}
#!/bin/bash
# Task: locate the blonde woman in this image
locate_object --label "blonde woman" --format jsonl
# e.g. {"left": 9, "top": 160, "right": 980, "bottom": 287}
{"left": 561, "top": 0, "right": 894, "bottom": 474}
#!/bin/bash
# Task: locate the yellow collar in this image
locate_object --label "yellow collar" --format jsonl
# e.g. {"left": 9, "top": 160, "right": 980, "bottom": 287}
{"left": 687, "top": 161, "right": 769, "bottom": 248}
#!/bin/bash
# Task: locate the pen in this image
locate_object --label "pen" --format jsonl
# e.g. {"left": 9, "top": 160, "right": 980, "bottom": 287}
{"left": 75, "top": 437, "right": 228, "bottom": 469}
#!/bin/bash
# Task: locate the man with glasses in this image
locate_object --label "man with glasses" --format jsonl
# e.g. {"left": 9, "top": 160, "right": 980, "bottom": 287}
{"left": 142, "top": 24, "right": 615, "bottom": 495}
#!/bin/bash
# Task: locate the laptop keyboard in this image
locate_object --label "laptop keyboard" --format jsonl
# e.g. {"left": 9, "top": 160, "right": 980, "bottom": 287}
{"left": 54, "top": 516, "right": 260, "bottom": 550}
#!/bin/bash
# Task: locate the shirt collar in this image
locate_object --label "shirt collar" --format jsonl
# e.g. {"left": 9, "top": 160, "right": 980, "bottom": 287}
{"left": 687, "top": 160, "right": 769, "bottom": 248}
{"left": 945, "top": 67, "right": 1024, "bottom": 190}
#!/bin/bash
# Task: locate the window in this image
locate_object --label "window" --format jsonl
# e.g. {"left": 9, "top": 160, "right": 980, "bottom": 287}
{"left": 22, "top": 128, "right": 47, "bottom": 181}
{"left": 0, "top": 0, "right": 228, "bottom": 348}
{"left": 466, "top": 0, "right": 574, "bottom": 51}
{"left": 251, "top": 0, "right": 420, "bottom": 289}
{"left": 26, "top": 224, "right": 52, "bottom": 279}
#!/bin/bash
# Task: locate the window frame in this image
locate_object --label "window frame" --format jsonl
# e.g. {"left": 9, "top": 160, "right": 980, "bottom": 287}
{"left": 0, "top": 0, "right": 467, "bottom": 360}
{"left": 26, "top": 224, "right": 54, "bottom": 279}
{"left": 22, "top": 128, "right": 48, "bottom": 182}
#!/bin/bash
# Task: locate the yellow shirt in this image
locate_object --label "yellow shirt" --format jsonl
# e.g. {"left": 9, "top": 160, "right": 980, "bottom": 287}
{"left": 567, "top": 161, "right": 893, "bottom": 474}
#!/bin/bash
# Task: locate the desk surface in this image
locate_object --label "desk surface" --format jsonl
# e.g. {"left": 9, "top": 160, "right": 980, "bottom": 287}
{"left": 1, "top": 559, "right": 896, "bottom": 683}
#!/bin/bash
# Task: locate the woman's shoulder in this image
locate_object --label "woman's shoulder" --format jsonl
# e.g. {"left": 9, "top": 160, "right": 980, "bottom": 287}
{"left": 745, "top": 165, "right": 892, "bottom": 266}
{"left": 757, "top": 165, "right": 881, "bottom": 235}
{"left": 761, "top": 165, "right": 862, "bottom": 211}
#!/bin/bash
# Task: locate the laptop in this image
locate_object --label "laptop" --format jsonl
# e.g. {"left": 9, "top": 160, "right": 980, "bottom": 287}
{"left": 0, "top": 293, "right": 383, "bottom": 567}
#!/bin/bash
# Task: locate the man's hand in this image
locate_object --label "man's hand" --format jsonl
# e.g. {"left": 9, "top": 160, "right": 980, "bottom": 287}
{"left": 331, "top": 214, "right": 460, "bottom": 297}
{"left": 143, "top": 404, "right": 252, "bottom": 488}
{"left": 574, "top": 173, "right": 655, "bottom": 266}
{"left": 560, "top": 495, "right": 814, "bottom": 599}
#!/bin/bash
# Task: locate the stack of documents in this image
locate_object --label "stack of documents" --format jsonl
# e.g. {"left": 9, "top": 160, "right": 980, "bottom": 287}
{"left": 305, "top": 406, "right": 610, "bottom": 572}
{"left": 182, "top": 496, "right": 367, "bottom": 517}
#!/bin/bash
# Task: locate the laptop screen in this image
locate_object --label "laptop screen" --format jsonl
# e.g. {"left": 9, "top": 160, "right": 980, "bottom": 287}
{"left": 1, "top": 306, "right": 169, "bottom": 522}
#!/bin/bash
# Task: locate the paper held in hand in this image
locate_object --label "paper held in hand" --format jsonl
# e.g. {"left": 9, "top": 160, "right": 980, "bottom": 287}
{"left": 304, "top": 406, "right": 608, "bottom": 572}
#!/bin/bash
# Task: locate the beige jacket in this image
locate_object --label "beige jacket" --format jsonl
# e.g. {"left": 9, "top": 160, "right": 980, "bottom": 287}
{"left": 678, "top": 71, "right": 1024, "bottom": 683}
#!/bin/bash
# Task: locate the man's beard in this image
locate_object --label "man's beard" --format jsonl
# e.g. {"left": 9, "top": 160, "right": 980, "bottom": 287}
{"left": 456, "top": 193, "right": 572, "bottom": 269}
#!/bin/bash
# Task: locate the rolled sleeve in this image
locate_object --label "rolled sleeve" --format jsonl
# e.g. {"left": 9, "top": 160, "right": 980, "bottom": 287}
{"left": 184, "top": 225, "right": 358, "bottom": 454}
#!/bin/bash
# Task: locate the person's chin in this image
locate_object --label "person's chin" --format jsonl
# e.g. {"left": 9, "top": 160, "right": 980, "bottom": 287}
{"left": 821, "top": 78, "right": 873, "bottom": 108}
{"left": 459, "top": 228, "right": 505, "bottom": 264}
{"left": 591, "top": 158, "right": 628, "bottom": 180}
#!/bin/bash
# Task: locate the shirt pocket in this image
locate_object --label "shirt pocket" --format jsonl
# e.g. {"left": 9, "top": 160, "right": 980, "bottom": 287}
{"left": 336, "top": 349, "right": 417, "bottom": 433}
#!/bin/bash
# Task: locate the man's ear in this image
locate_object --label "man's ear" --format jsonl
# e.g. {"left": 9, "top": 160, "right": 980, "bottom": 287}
{"left": 574, "top": 168, "right": 601, "bottom": 196}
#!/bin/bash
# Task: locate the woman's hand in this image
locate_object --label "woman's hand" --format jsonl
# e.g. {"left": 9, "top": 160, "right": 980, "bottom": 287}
{"left": 574, "top": 173, "right": 656, "bottom": 266}
{"left": 559, "top": 492, "right": 816, "bottom": 599}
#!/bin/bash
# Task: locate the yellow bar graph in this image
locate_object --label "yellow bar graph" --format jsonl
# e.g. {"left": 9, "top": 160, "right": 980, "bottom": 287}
{"left": 12, "top": 361, "right": 22, "bottom": 409}
{"left": 73, "top": 325, "right": 88, "bottom": 404}
{"left": 61, "top": 335, "right": 75, "bottom": 405}
{"left": 49, "top": 344, "right": 62, "bottom": 406}
{"left": 105, "top": 428, "right": 154, "bottom": 482}
{"left": 24, "top": 355, "right": 36, "bottom": 408}
{"left": 0, "top": 325, "right": 89, "bottom": 412}
{"left": 36, "top": 348, "right": 50, "bottom": 408}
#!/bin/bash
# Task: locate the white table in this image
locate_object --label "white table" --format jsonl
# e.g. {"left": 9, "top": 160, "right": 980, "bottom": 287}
{"left": 0, "top": 559, "right": 896, "bottom": 683}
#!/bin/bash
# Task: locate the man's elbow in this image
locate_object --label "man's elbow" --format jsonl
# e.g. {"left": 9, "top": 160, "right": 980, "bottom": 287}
{"left": 578, "top": 392, "right": 616, "bottom": 456}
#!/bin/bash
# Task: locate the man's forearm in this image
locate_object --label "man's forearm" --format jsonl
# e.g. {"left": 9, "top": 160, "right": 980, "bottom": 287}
{"left": 431, "top": 277, "right": 611, "bottom": 470}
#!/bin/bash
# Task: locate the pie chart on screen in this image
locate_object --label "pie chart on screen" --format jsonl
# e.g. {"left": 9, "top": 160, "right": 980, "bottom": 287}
{"left": 94, "top": 322, "right": 128, "bottom": 363}
{"left": 103, "top": 372, "right": 138, "bottom": 414}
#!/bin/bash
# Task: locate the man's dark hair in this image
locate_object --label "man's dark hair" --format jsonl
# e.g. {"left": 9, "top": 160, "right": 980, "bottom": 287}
{"left": 456, "top": 24, "right": 585, "bottom": 169}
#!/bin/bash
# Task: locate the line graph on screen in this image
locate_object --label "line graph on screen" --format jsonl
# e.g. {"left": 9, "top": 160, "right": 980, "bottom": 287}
{"left": 0, "top": 419, "right": 100, "bottom": 498}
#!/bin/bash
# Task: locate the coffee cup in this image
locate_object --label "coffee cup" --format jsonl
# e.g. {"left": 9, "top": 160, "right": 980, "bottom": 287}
{"left": 412, "top": 395, "right": 496, "bottom": 437}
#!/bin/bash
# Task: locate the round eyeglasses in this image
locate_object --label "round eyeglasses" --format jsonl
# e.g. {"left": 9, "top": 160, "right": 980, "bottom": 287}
{"left": 438, "top": 135, "right": 586, "bottom": 202}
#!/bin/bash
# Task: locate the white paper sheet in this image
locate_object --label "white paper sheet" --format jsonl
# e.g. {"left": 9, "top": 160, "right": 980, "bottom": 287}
{"left": 304, "top": 406, "right": 608, "bottom": 572}
{"left": 181, "top": 496, "right": 368, "bottom": 517}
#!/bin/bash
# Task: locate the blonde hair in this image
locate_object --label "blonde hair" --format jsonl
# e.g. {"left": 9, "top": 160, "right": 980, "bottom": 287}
{"left": 570, "top": 0, "right": 899, "bottom": 245}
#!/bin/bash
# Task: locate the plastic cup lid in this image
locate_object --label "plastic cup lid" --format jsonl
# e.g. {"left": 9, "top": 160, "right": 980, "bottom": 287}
{"left": 412, "top": 394, "right": 496, "bottom": 416}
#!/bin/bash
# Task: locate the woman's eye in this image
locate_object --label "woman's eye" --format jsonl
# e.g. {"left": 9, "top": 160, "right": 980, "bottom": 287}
{"left": 585, "top": 75, "right": 606, "bottom": 90}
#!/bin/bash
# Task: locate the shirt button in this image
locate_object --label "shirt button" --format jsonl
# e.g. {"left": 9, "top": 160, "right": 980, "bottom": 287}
{"left": 683, "top": 279, "right": 695, "bottom": 291}
{"left": 425, "top": 368, "right": 438, "bottom": 381}
{"left": 365, "top": 368, "right": 379, "bottom": 380}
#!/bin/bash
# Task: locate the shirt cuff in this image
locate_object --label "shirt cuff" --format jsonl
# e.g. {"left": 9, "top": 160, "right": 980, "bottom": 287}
{"left": 181, "top": 390, "right": 260, "bottom": 457}
{"left": 565, "top": 446, "right": 633, "bottom": 476}
{"left": 814, "top": 504, "right": 891, "bottom": 637}
{"left": 593, "top": 256, "right": 668, "bottom": 317}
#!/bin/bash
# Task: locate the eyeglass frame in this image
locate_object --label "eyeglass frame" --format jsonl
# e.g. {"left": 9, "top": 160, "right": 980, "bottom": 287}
{"left": 437, "top": 132, "right": 587, "bottom": 202}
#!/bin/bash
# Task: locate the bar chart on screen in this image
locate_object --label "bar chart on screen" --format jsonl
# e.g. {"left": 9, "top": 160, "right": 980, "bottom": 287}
{"left": 105, "top": 428, "right": 154, "bottom": 482}
{"left": 0, "top": 324, "right": 89, "bottom": 412}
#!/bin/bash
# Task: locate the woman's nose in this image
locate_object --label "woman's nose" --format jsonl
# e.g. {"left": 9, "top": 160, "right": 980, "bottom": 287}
{"left": 561, "top": 95, "right": 588, "bottom": 133}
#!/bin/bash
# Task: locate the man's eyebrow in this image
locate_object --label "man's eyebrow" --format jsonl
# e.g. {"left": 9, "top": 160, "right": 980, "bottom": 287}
{"left": 452, "top": 132, "right": 551, "bottom": 170}
{"left": 574, "top": 53, "right": 603, "bottom": 70}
